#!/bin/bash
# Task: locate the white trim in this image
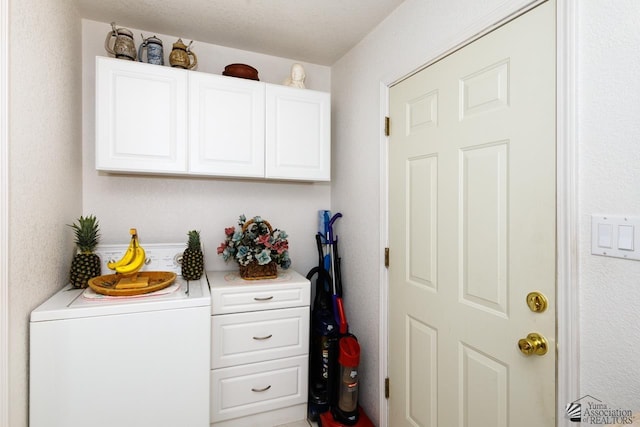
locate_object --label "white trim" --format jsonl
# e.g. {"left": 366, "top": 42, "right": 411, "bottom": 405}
{"left": 379, "top": 1, "right": 579, "bottom": 426}
{"left": 378, "top": 81, "right": 390, "bottom": 427}
{"left": 556, "top": 0, "right": 580, "bottom": 426}
{"left": 0, "top": 0, "right": 9, "bottom": 424}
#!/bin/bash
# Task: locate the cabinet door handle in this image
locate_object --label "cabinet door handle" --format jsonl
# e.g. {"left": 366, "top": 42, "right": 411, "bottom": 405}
{"left": 254, "top": 296, "right": 274, "bottom": 301}
{"left": 253, "top": 334, "right": 273, "bottom": 340}
{"left": 251, "top": 385, "right": 271, "bottom": 392}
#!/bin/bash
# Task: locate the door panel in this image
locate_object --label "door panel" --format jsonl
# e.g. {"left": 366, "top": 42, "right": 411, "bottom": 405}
{"left": 460, "top": 343, "right": 508, "bottom": 427}
{"left": 389, "top": 2, "right": 556, "bottom": 426}
{"left": 460, "top": 142, "right": 508, "bottom": 316}
{"left": 407, "top": 316, "right": 437, "bottom": 426}
{"left": 407, "top": 155, "right": 438, "bottom": 288}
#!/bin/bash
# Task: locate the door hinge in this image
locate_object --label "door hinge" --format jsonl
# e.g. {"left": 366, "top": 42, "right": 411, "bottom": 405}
{"left": 384, "top": 116, "right": 390, "bottom": 136}
{"left": 384, "top": 247, "right": 389, "bottom": 268}
{"left": 385, "top": 377, "right": 390, "bottom": 399}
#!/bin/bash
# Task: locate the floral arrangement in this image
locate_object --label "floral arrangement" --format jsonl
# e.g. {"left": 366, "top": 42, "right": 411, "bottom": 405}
{"left": 217, "top": 215, "right": 291, "bottom": 270}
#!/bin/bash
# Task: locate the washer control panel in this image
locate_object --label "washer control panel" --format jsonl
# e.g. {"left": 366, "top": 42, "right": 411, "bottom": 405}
{"left": 95, "top": 243, "right": 188, "bottom": 275}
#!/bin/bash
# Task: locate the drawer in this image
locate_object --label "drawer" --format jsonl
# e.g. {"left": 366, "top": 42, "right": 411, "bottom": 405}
{"left": 211, "top": 307, "right": 309, "bottom": 368}
{"left": 209, "top": 271, "right": 310, "bottom": 314}
{"left": 210, "top": 355, "right": 308, "bottom": 423}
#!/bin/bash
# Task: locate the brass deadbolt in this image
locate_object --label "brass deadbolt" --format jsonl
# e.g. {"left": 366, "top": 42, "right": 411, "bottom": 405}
{"left": 526, "top": 291, "right": 548, "bottom": 313}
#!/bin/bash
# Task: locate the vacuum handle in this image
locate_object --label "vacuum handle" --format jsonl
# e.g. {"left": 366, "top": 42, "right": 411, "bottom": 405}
{"left": 315, "top": 233, "right": 324, "bottom": 267}
{"left": 336, "top": 296, "right": 348, "bottom": 335}
{"left": 328, "top": 212, "right": 342, "bottom": 244}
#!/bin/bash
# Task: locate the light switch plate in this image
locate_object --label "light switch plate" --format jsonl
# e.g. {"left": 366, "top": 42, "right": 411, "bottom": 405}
{"left": 591, "top": 215, "right": 640, "bottom": 261}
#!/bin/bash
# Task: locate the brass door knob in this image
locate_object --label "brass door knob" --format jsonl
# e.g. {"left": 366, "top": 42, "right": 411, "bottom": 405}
{"left": 517, "top": 332, "right": 548, "bottom": 356}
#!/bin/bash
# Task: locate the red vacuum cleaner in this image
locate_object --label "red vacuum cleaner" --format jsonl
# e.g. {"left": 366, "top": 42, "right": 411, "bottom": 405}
{"left": 318, "top": 302, "right": 374, "bottom": 427}
{"left": 309, "top": 212, "right": 374, "bottom": 427}
{"left": 318, "top": 333, "right": 374, "bottom": 427}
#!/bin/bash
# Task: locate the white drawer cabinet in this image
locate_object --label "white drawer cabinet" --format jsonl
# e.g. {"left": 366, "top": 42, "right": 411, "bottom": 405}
{"left": 208, "top": 270, "right": 311, "bottom": 426}
{"left": 95, "top": 56, "right": 330, "bottom": 181}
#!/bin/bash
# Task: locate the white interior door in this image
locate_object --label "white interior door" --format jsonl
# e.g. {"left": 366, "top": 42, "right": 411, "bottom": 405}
{"left": 388, "top": 2, "right": 556, "bottom": 426}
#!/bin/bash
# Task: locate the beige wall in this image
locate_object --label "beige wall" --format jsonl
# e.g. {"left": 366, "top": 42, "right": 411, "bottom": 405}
{"left": 18, "top": 2, "right": 640, "bottom": 426}
{"left": 8, "top": 0, "right": 82, "bottom": 425}
{"left": 578, "top": 0, "right": 640, "bottom": 411}
{"left": 6, "top": 9, "right": 331, "bottom": 427}
{"left": 7, "top": 12, "right": 331, "bottom": 427}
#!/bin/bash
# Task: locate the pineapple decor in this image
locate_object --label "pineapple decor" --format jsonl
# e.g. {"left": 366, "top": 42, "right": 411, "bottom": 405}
{"left": 68, "top": 215, "right": 101, "bottom": 288}
{"left": 182, "top": 230, "right": 204, "bottom": 281}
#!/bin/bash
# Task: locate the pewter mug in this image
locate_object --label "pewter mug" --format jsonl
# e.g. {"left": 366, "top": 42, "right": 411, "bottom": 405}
{"left": 138, "top": 34, "right": 164, "bottom": 65}
{"left": 105, "top": 22, "right": 136, "bottom": 61}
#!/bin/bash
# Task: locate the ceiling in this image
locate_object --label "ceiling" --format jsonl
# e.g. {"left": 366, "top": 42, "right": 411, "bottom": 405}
{"left": 76, "top": 0, "right": 406, "bottom": 66}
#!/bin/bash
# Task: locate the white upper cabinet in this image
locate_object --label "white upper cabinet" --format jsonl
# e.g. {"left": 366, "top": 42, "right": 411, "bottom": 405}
{"left": 95, "top": 57, "right": 330, "bottom": 181}
{"left": 189, "top": 71, "right": 265, "bottom": 178}
{"left": 265, "top": 85, "right": 330, "bottom": 181}
{"left": 96, "top": 57, "right": 188, "bottom": 174}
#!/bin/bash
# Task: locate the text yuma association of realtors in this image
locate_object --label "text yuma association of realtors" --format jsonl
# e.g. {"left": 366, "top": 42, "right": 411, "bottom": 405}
{"left": 582, "top": 401, "right": 633, "bottom": 425}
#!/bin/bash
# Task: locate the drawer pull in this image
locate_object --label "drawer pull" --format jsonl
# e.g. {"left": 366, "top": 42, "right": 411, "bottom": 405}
{"left": 253, "top": 334, "right": 273, "bottom": 340}
{"left": 254, "top": 296, "right": 274, "bottom": 301}
{"left": 251, "top": 385, "right": 272, "bottom": 392}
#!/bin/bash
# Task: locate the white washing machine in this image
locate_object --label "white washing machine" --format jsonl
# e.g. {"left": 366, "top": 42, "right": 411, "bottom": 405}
{"left": 29, "top": 243, "right": 211, "bottom": 427}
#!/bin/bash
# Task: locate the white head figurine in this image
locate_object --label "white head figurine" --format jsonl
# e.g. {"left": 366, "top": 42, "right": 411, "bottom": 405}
{"left": 284, "top": 63, "right": 306, "bottom": 88}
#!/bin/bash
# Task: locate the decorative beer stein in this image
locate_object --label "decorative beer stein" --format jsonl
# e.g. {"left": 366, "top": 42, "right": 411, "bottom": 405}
{"left": 104, "top": 22, "right": 136, "bottom": 61}
{"left": 169, "top": 39, "right": 197, "bottom": 69}
{"left": 138, "top": 34, "right": 164, "bottom": 65}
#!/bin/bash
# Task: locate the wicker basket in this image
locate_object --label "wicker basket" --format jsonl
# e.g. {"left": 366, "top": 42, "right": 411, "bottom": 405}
{"left": 239, "top": 260, "right": 277, "bottom": 280}
{"left": 238, "top": 218, "right": 278, "bottom": 280}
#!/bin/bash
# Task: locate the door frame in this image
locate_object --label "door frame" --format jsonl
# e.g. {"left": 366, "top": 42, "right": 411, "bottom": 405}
{"left": 379, "top": 1, "right": 579, "bottom": 426}
{"left": 0, "top": 0, "right": 9, "bottom": 424}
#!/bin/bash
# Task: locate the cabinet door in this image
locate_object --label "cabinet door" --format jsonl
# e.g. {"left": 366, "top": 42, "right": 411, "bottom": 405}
{"left": 95, "top": 57, "right": 188, "bottom": 173}
{"left": 265, "top": 85, "right": 330, "bottom": 181}
{"left": 189, "top": 72, "right": 265, "bottom": 177}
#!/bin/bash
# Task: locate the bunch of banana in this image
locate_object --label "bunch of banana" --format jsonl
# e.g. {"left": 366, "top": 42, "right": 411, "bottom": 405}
{"left": 107, "top": 228, "right": 146, "bottom": 275}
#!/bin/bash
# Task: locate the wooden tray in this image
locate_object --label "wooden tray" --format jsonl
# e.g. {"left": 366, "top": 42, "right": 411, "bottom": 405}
{"left": 88, "top": 271, "right": 177, "bottom": 296}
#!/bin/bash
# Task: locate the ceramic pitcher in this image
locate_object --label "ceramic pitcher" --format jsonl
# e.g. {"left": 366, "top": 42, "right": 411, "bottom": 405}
{"left": 138, "top": 34, "right": 164, "bottom": 65}
{"left": 105, "top": 22, "right": 136, "bottom": 61}
{"left": 169, "top": 39, "right": 197, "bottom": 69}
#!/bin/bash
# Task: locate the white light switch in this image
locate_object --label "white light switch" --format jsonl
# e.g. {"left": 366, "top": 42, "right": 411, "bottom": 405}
{"left": 592, "top": 215, "right": 640, "bottom": 261}
{"left": 618, "top": 225, "right": 634, "bottom": 251}
{"left": 598, "top": 223, "right": 612, "bottom": 248}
